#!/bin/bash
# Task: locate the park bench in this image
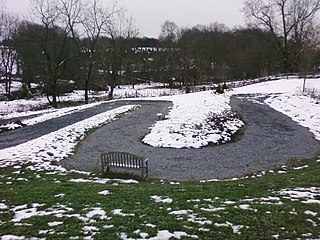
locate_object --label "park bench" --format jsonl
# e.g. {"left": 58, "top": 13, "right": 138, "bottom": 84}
{"left": 101, "top": 152, "right": 148, "bottom": 178}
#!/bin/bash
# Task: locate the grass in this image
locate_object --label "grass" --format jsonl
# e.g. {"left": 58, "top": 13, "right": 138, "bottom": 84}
{"left": 0, "top": 156, "right": 320, "bottom": 240}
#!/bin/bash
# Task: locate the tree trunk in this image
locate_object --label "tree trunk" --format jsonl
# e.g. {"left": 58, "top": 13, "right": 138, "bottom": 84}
{"left": 85, "top": 62, "right": 94, "bottom": 104}
{"left": 108, "top": 85, "right": 115, "bottom": 100}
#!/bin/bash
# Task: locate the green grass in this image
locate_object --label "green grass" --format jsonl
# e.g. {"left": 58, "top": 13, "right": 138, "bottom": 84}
{"left": 0, "top": 156, "right": 320, "bottom": 240}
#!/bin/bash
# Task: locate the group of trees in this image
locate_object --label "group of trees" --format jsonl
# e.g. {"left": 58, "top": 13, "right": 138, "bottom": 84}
{"left": 1, "top": 0, "right": 138, "bottom": 105}
{"left": 1, "top": 0, "right": 320, "bottom": 105}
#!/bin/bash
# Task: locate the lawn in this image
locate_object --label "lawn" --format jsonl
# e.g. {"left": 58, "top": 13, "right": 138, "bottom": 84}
{"left": 1, "top": 156, "right": 319, "bottom": 240}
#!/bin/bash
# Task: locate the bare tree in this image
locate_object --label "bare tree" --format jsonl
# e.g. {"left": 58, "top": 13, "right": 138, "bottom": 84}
{"left": 57, "top": 0, "right": 83, "bottom": 41}
{"left": 79, "top": 0, "right": 119, "bottom": 103}
{"left": 159, "top": 20, "right": 180, "bottom": 88}
{"left": 102, "top": 12, "right": 139, "bottom": 99}
{"left": 243, "top": 0, "right": 320, "bottom": 73}
{"left": 31, "top": 0, "right": 72, "bottom": 106}
{"left": 0, "top": 10, "right": 19, "bottom": 99}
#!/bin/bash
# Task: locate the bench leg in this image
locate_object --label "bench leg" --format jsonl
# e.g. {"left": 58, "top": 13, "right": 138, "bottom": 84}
{"left": 101, "top": 158, "right": 105, "bottom": 173}
{"left": 141, "top": 166, "right": 148, "bottom": 178}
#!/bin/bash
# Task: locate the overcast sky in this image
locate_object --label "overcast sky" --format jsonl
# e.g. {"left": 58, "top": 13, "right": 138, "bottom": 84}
{"left": 4, "top": 0, "right": 246, "bottom": 38}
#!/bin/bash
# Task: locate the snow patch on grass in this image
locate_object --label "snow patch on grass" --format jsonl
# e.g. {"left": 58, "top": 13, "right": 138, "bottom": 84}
{"left": 120, "top": 230, "right": 198, "bottom": 240}
{"left": 69, "top": 178, "right": 138, "bottom": 184}
{"left": 98, "top": 190, "right": 111, "bottom": 195}
{"left": 111, "top": 209, "right": 135, "bottom": 217}
{"left": 278, "top": 187, "right": 320, "bottom": 204}
{"left": 150, "top": 196, "right": 173, "bottom": 204}
{"left": 214, "top": 221, "right": 247, "bottom": 234}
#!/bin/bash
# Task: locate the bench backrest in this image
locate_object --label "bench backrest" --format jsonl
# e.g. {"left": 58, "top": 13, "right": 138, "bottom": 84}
{"left": 101, "top": 152, "right": 144, "bottom": 169}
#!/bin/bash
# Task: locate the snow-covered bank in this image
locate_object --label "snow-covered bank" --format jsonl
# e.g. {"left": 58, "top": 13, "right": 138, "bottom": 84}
{"left": 233, "top": 77, "right": 320, "bottom": 95}
{"left": 142, "top": 92, "right": 244, "bottom": 148}
{"left": 265, "top": 95, "right": 320, "bottom": 140}
{"left": 0, "top": 105, "right": 137, "bottom": 171}
{"left": 233, "top": 78, "right": 320, "bottom": 141}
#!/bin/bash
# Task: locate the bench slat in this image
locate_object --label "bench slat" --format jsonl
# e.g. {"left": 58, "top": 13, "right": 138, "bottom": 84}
{"left": 101, "top": 152, "right": 148, "bottom": 178}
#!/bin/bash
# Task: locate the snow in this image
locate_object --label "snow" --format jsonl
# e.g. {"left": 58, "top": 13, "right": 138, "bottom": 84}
{"left": 150, "top": 196, "right": 173, "bottom": 204}
{"left": 120, "top": 230, "right": 197, "bottom": 240}
{"left": 98, "top": 190, "right": 110, "bottom": 195}
{"left": 0, "top": 82, "right": 180, "bottom": 116}
{"left": 1, "top": 235, "right": 25, "bottom": 240}
{"left": 278, "top": 187, "right": 320, "bottom": 204}
{"left": 200, "top": 207, "right": 225, "bottom": 212}
{"left": 143, "top": 92, "right": 244, "bottom": 148}
{"left": 86, "top": 208, "right": 108, "bottom": 220}
{"left": 54, "top": 194, "right": 65, "bottom": 198}
{"left": 214, "top": 221, "right": 246, "bottom": 234}
{"left": 238, "top": 204, "right": 258, "bottom": 212}
{"left": 11, "top": 203, "right": 71, "bottom": 223}
{"left": 0, "top": 101, "right": 106, "bottom": 133}
{"left": 233, "top": 77, "right": 320, "bottom": 96}
{"left": 111, "top": 209, "right": 135, "bottom": 217}
{"left": 0, "top": 203, "right": 8, "bottom": 210}
{"left": 48, "top": 221, "right": 63, "bottom": 227}
{"left": 233, "top": 77, "right": 320, "bottom": 141}
{"left": 69, "top": 178, "right": 138, "bottom": 184}
{"left": 0, "top": 105, "right": 137, "bottom": 171}
{"left": 265, "top": 95, "right": 320, "bottom": 140}
{"left": 304, "top": 210, "right": 317, "bottom": 216}
{"left": 168, "top": 210, "right": 191, "bottom": 215}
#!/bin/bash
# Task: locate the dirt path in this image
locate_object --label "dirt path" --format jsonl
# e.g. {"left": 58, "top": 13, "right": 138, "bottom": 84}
{"left": 62, "top": 96, "right": 320, "bottom": 181}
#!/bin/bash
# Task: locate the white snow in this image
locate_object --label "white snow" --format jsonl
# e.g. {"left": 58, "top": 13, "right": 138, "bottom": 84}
{"left": 0, "top": 203, "right": 8, "bottom": 210}
{"left": 54, "top": 194, "right": 65, "bottom": 198}
{"left": 11, "top": 203, "right": 73, "bottom": 223}
{"left": 82, "top": 226, "right": 99, "bottom": 232}
{"left": 111, "top": 209, "right": 135, "bottom": 217}
{"left": 150, "top": 196, "right": 173, "bottom": 204}
{"left": 265, "top": 94, "right": 320, "bottom": 140}
{"left": 120, "top": 230, "right": 197, "bottom": 240}
{"left": 0, "top": 82, "right": 179, "bottom": 116}
{"left": 304, "top": 210, "right": 318, "bottom": 216}
{"left": 238, "top": 204, "right": 257, "bottom": 212}
{"left": 48, "top": 221, "right": 63, "bottom": 227}
{"left": 86, "top": 208, "right": 108, "bottom": 220}
{"left": 98, "top": 190, "right": 111, "bottom": 195}
{"left": 214, "top": 221, "right": 246, "bottom": 234}
{"left": 1, "top": 235, "right": 26, "bottom": 240}
{"left": 0, "top": 105, "right": 137, "bottom": 171}
{"left": 0, "top": 101, "right": 104, "bottom": 133}
{"left": 69, "top": 178, "right": 138, "bottom": 184}
{"left": 233, "top": 77, "right": 320, "bottom": 141}
{"left": 278, "top": 187, "right": 320, "bottom": 204}
{"left": 168, "top": 210, "right": 192, "bottom": 215}
{"left": 200, "top": 207, "right": 225, "bottom": 212}
{"left": 143, "top": 92, "right": 244, "bottom": 148}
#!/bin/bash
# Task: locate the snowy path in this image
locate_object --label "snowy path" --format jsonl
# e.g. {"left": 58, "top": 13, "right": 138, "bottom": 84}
{"left": 0, "top": 100, "right": 144, "bottom": 150}
{"left": 62, "top": 97, "right": 320, "bottom": 181}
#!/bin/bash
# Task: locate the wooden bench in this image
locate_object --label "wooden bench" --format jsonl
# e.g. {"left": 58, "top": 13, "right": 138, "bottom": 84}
{"left": 101, "top": 152, "right": 148, "bottom": 178}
